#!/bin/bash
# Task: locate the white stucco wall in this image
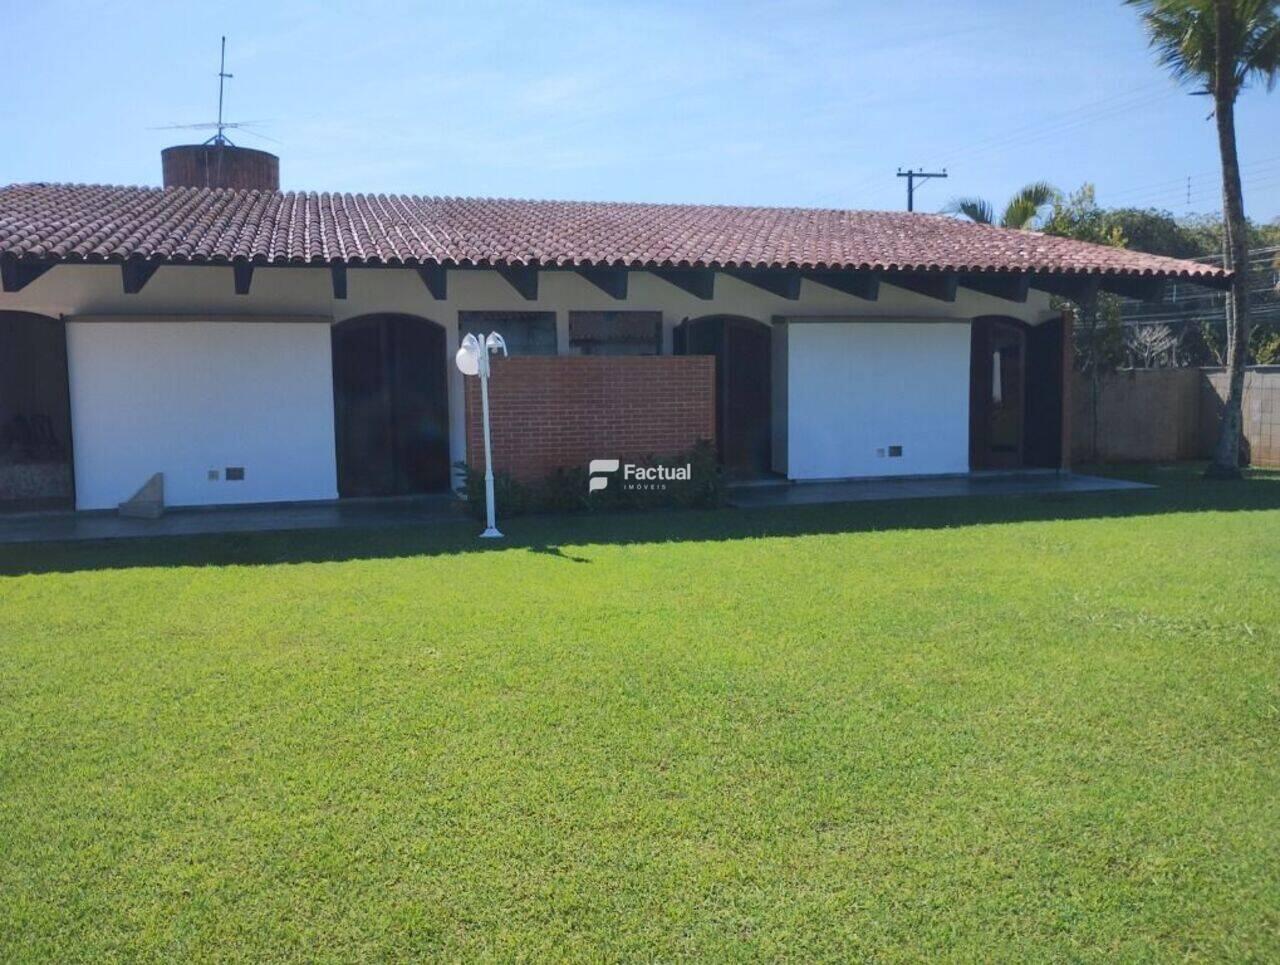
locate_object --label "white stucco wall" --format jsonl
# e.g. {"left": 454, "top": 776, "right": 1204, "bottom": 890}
{"left": 66, "top": 320, "right": 338, "bottom": 510}
{"left": 782, "top": 321, "right": 973, "bottom": 480}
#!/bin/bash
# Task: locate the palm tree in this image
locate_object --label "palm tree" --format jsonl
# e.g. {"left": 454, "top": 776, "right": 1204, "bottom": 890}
{"left": 944, "top": 182, "right": 1060, "bottom": 230}
{"left": 1128, "top": 0, "right": 1280, "bottom": 477}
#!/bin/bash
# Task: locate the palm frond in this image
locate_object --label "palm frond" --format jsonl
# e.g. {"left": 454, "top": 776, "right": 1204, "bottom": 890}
{"left": 1000, "top": 182, "right": 1060, "bottom": 229}
{"left": 1127, "top": 0, "right": 1280, "bottom": 95}
{"left": 1126, "top": 0, "right": 1217, "bottom": 90}
{"left": 943, "top": 197, "right": 994, "bottom": 224}
{"left": 1238, "top": 0, "right": 1280, "bottom": 91}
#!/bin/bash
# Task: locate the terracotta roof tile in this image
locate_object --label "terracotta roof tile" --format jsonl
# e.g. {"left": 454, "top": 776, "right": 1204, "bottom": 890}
{"left": 0, "top": 182, "right": 1227, "bottom": 283}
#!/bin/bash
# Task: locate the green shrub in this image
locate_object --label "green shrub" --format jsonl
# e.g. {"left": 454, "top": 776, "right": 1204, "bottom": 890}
{"left": 452, "top": 462, "right": 532, "bottom": 521}
{"left": 454, "top": 441, "right": 724, "bottom": 519}
{"left": 587, "top": 440, "right": 724, "bottom": 511}
{"left": 541, "top": 466, "right": 592, "bottom": 513}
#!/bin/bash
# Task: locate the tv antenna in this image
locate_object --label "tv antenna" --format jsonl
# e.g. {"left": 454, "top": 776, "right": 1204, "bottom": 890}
{"left": 149, "top": 37, "right": 279, "bottom": 145}
{"left": 212, "top": 35, "right": 232, "bottom": 145}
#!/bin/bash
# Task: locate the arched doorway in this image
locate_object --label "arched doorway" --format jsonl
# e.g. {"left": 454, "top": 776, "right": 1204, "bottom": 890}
{"left": 676, "top": 314, "right": 772, "bottom": 476}
{"left": 969, "top": 315, "right": 1066, "bottom": 470}
{"left": 0, "top": 312, "right": 73, "bottom": 511}
{"left": 331, "top": 314, "right": 450, "bottom": 497}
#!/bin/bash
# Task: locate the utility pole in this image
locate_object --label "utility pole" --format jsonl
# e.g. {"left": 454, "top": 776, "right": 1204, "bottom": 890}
{"left": 896, "top": 168, "right": 948, "bottom": 212}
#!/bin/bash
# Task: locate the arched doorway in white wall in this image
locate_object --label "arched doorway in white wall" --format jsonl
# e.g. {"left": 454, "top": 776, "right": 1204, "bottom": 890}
{"left": 0, "top": 312, "right": 74, "bottom": 511}
{"left": 969, "top": 315, "right": 1068, "bottom": 471}
{"left": 675, "top": 314, "right": 773, "bottom": 477}
{"left": 331, "top": 313, "right": 450, "bottom": 497}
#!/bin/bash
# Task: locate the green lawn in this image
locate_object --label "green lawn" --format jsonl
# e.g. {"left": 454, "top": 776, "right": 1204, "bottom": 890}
{"left": 1, "top": 465, "right": 1278, "bottom": 961}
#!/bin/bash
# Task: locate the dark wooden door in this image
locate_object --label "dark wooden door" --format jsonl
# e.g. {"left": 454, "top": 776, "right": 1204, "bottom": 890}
{"left": 677, "top": 315, "right": 772, "bottom": 476}
{"left": 969, "top": 318, "right": 1026, "bottom": 470}
{"left": 388, "top": 317, "right": 450, "bottom": 493}
{"left": 723, "top": 320, "right": 772, "bottom": 475}
{"left": 1023, "top": 317, "right": 1066, "bottom": 469}
{"left": 332, "top": 314, "right": 448, "bottom": 497}
{"left": 332, "top": 316, "right": 392, "bottom": 497}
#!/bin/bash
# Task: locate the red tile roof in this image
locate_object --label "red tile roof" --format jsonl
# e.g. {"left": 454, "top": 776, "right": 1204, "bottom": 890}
{"left": 0, "top": 182, "right": 1228, "bottom": 283}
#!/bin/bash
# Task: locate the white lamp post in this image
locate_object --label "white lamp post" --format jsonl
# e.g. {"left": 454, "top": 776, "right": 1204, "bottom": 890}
{"left": 455, "top": 331, "right": 508, "bottom": 538}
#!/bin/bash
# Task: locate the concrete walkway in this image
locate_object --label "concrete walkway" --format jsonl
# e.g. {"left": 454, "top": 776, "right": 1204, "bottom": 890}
{"left": 728, "top": 472, "right": 1151, "bottom": 508}
{"left": 0, "top": 473, "right": 1152, "bottom": 545}
{"left": 0, "top": 495, "right": 462, "bottom": 545}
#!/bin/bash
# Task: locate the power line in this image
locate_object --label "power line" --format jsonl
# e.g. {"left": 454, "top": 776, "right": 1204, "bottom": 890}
{"left": 937, "top": 82, "right": 1173, "bottom": 169}
{"left": 1104, "top": 153, "right": 1280, "bottom": 203}
{"left": 843, "top": 81, "right": 1173, "bottom": 202}
{"left": 1102, "top": 159, "right": 1280, "bottom": 210}
{"left": 1118, "top": 236, "right": 1279, "bottom": 336}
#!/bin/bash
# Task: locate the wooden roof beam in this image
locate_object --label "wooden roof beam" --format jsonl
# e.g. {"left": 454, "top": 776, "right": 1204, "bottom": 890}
{"left": 885, "top": 271, "right": 959, "bottom": 302}
{"left": 330, "top": 263, "right": 348, "bottom": 300}
{"left": 724, "top": 267, "right": 801, "bottom": 300}
{"left": 122, "top": 258, "right": 160, "bottom": 294}
{"left": 959, "top": 272, "right": 1029, "bottom": 303}
{"left": 650, "top": 268, "right": 715, "bottom": 300}
{"left": 495, "top": 264, "right": 539, "bottom": 300}
{"left": 233, "top": 262, "right": 254, "bottom": 295}
{"left": 802, "top": 269, "right": 879, "bottom": 301}
{"left": 0, "top": 258, "right": 53, "bottom": 293}
{"left": 1098, "top": 275, "right": 1168, "bottom": 302}
{"left": 576, "top": 266, "right": 628, "bottom": 300}
{"left": 1029, "top": 273, "right": 1100, "bottom": 304}
{"left": 418, "top": 264, "right": 447, "bottom": 300}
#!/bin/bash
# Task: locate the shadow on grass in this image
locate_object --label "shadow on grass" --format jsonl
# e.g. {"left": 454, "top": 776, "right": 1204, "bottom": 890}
{"left": 1, "top": 465, "right": 1277, "bottom": 576}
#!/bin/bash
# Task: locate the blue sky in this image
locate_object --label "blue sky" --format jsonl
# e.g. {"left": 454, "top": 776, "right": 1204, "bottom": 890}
{"left": 4, "top": 0, "right": 1278, "bottom": 219}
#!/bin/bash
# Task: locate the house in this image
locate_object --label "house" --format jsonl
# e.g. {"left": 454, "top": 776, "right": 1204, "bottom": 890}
{"left": 0, "top": 144, "right": 1228, "bottom": 513}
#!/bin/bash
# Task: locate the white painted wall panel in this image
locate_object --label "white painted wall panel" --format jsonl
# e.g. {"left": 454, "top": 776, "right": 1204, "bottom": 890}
{"left": 67, "top": 321, "right": 337, "bottom": 509}
{"left": 786, "top": 321, "right": 971, "bottom": 480}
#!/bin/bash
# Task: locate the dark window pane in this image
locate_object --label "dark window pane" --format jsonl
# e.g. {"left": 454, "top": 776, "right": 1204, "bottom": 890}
{"left": 569, "top": 311, "right": 661, "bottom": 356}
{"left": 459, "top": 311, "right": 557, "bottom": 356}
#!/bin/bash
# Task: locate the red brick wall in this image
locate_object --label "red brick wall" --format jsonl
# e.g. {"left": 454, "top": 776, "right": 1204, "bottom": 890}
{"left": 464, "top": 356, "right": 716, "bottom": 482}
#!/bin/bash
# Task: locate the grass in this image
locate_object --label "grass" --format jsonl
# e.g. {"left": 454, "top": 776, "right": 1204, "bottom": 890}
{"left": 1, "top": 464, "right": 1278, "bottom": 961}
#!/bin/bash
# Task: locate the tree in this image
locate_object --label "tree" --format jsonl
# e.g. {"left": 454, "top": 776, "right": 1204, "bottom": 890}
{"left": 944, "top": 182, "right": 1060, "bottom": 229}
{"left": 1041, "top": 185, "right": 1128, "bottom": 459}
{"left": 1128, "top": 0, "right": 1280, "bottom": 477}
{"left": 1126, "top": 323, "right": 1181, "bottom": 366}
{"left": 1255, "top": 330, "right": 1280, "bottom": 363}
{"left": 1041, "top": 184, "right": 1127, "bottom": 247}
{"left": 1106, "top": 207, "right": 1205, "bottom": 257}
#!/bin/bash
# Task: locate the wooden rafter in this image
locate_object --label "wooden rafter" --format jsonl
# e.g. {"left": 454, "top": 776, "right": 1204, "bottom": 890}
{"left": 495, "top": 264, "right": 539, "bottom": 300}
{"left": 122, "top": 258, "right": 160, "bottom": 294}
{"left": 886, "top": 271, "right": 959, "bottom": 302}
{"left": 1028, "top": 273, "right": 1100, "bottom": 304}
{"left": 959, "top": 273, "right": 1030, "bottom": 303}
{"left": 575, "top": 266, "right": 628, "bottom": 300}
{"left": 650, "top": 268, "right": 715, "bottom": 300}
{"left": 802, "top": 269, "right": 880, "bottom": 301}
{"left": 0, "top": 258, "right": 53, "bottom": 293}
{"left": 724, "top": 267, "right": 801, "bottom": 300}
{"left": 233, "top": 262, "right": 254, "bottom": 295}
{"left": 418, "top": 264, "right": 448, "bottom": 300}
{"left": 1098, "top": 275, "right": 1168, "bottom": 302}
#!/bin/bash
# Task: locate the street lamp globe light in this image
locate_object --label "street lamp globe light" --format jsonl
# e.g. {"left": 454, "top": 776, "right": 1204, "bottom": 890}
{"left": 455, "top": 331, "right": 508, "bottom": 538}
